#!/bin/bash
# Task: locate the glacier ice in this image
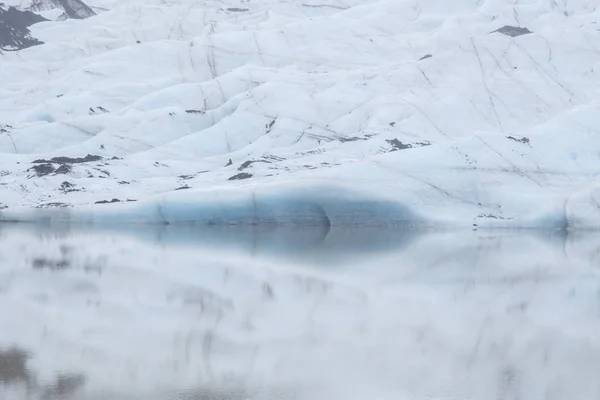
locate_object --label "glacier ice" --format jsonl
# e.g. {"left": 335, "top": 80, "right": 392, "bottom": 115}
{"left": 0, "top": 0, "right": 600, "bottom": 228}
{"left": 0, "top": 184, "right": 423, "bottom": 226}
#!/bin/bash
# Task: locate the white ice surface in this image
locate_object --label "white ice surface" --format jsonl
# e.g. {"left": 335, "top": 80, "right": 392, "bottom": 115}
{"left": 1, "top": 0, "right": 600, "bottom": 227}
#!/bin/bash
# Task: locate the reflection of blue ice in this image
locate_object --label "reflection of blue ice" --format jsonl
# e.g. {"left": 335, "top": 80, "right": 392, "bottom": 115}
{"left": 0, "top": 222, "right": 590, "bottom": 268}
{"left": 3, "top": 223, "right": 425, "bottom": 265}
{"left": 0, "top": 224, "right": 600, "bottom": 400}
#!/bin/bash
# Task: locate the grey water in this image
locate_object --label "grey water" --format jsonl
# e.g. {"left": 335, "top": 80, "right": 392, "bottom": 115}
{"left": 1, "top": 224, "right": 600, "bottom": 400}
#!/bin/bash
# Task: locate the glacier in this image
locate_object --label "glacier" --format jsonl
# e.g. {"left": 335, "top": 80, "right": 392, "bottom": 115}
{"left": 1, "top": 0, "right": 600, "bottom": 227}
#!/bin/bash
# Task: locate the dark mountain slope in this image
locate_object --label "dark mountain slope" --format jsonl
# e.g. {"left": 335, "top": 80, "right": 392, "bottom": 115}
{"left": 0, "top": 6, "right": 47, "bottom": 51}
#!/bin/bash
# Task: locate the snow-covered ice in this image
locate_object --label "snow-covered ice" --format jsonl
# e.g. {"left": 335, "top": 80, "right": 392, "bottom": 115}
{"left": 1, "top": 225, "right": 600, "bottom": 399}
{"left": 1, "top": 0, "right": 600, "bottom": 227}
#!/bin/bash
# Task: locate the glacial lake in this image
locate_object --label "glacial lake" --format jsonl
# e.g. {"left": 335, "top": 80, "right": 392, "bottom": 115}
{"left": 0, "top": 224, "right": 599, "bottom": 400}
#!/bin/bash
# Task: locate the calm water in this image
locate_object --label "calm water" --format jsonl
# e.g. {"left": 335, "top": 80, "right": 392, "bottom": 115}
{"left": 0, "top": 224, "right": 599, "bottom": 400}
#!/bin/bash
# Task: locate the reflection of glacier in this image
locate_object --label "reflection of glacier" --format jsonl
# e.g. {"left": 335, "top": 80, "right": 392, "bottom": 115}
{"left": 1, "top": 225, "right": 600, "bottom": 399}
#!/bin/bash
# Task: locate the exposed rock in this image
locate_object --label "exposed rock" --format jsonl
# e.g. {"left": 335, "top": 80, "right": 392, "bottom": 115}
{"left": 266, "top": 119, "right": 276, "bottom": 133}
{"left": 0, "top": 124, "right": 14, "bottom": 133}
{"left": 339, "top": 136, "right": 368, "bottom": 143}
{"left": 28, "top": 163, "right": 55, "bottom": 177}
{"left": 178, "top": 171, "right": 208, "bottom": 180}
{"left": 95, "top": 198, "right": 121, "bottom": 204}
{"left": 93, "top": 168, "right": 110, "bottom": 176}
{"left": 506, "top": 136, "right": 530, "bottom": 144}
{"left": 54, "top": 164, "right": 72, "bottom": 174}
{"left": 493, "top": 26, "right": 533, "bottom": 37}
{"left": 228, "top": 172, "right": 253, "bottom": 181}
{"left": 28, "top": 0, "right": 95, "bottom": 19}
{"left": 386, "top": 138, "right": 431, "bottom": 152}
{"left": 238, "top": 160, "right": 271, "bottom": 171}
{"left": 89, "top": 106, "right": 108, "bottom": 114}
{"left": 32, "top": 154, "right": 102, "bottom": 164}
{"left": 37, "top": 202, "right": 70, "bottom": 208}
{"left": 477, "top": 213, "right": 511, "bottom": 220}
{"left": 0, "top": 6, "right": 47, "bottom": 51}
{"left": 262, "top": 154, "right": 285, "bottom": 162}
{"left": 386, "top": 139, "right": 413, "bottom": 151}
{"left": 60, "top": 181, "right": 79, "bottom": 193}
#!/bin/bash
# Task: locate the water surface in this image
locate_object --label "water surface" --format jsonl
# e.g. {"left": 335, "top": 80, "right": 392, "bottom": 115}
{"left": 0, "top": 224, "right": 599, "bottom": 400}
